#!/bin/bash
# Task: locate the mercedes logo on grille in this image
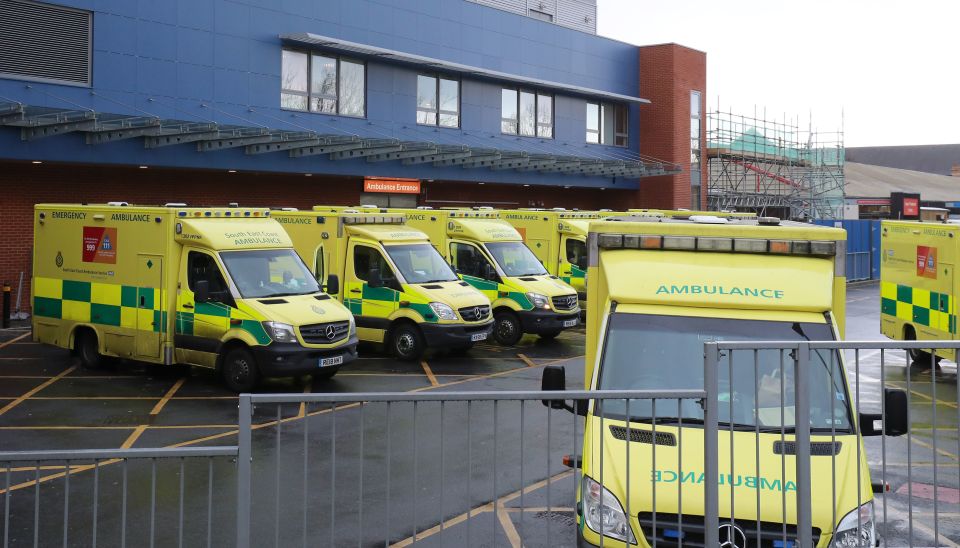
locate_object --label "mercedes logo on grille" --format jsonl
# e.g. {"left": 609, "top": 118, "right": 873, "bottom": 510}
{"left": 473, "top": 306, "right": 482, "bottom": 320}
{"left": 324, "top": 324, "right": 338, "bottom": 340}
{"left": 719, "top": 523, "right": 747, "bottom": 548}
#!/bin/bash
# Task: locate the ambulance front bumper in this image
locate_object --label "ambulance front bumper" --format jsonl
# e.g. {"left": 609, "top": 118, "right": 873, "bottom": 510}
{"left": 518, "top": 308, "right": 580, "bottom": 334}
{"left": 421, "top": 320, "right": 494, "bottom": 347}
{"left": 252, "top": 335, "right": 359, "bottom": 377}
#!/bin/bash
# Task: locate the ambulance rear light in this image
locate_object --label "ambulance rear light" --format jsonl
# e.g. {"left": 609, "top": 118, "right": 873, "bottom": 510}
{"left": 107, "top": 201, "right": 129, "bottom": 207}
{"left": 598, "top": 234, "right": 837, "bottom": 256}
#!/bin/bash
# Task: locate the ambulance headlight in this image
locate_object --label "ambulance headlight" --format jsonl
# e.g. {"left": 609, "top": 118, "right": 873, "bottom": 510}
{"left": 526, "top": 292, "right": 550, "bottom": 309}
{"left": 429, "top": 302, "right": 458, "bottom": 321}
{"left": 263, "top": 322, "right": 297, "bottom": 344}
{"left": 348, "top": 316, "right": 356, "bottom": 336}
{"left": 831, "top": 501, "right": 875, "bottom": 547}
{"left": 582, "top": 476, "right": 636, "bottom": 544}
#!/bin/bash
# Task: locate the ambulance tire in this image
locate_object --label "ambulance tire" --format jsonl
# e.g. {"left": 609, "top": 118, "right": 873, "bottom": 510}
{"left": 493, "top": 311, "right": 523, "bottom": 346}
{"left": 76, "top": 329, "right": 104, "bottom": 369}
{"left": 539, "top": 329, "right": 562, "bottom": 340}
{"left": 390, "top": 323, "right": 425, "bottom": 361}
{"left": 222, "top": 347, "right": 260, "bottom": 392}
{"left": 905, "top": 327, "right": 940, "bottom": 368}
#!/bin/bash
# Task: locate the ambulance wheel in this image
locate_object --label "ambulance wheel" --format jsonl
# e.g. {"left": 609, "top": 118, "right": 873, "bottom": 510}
{"left": 76, "top": 329, "right": 104, "bottom": 369}
{"left": 539, "top": 329, "right": 562, "bottom": 340}
{"left": 493, "top": 311, "right": 523, "bottom": 346}
{"left": 390, "top": 324, "right": 425, "bottom": 361}
{"left": 222, "top": 347, "right": 260, "bottom": 392}
{"left": 905, "top": 327, "right": 939, "bottom": 368}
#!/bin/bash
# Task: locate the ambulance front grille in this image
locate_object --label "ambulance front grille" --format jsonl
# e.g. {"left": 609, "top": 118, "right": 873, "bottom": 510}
{"left": 299, "top": 321, "right": 350, "bottom": 344}
{"left": 774, "top": 440, "right": 842, "bottom": 456}
{"left": 458, "top": 305, "right": 491, "bottom": 322}
{"left": 552, "top": 295, "right": 578, "bottom": 311}
{"left": 637, "top": 513, "right": 821, "bottom": 547}
{"left": 609, "top": 426, "right": 676, "bottom": 446}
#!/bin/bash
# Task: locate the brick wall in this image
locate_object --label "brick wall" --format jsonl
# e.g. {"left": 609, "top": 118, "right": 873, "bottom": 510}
{"left": 637, "top": 43, "right": 707, "bottom": 209}
{"left": 0, "top": 162, "right": 637, "bottom": 312}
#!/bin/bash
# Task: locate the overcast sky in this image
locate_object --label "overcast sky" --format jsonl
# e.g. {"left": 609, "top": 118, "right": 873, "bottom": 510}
{"left": 597, "top": 0, "right": 959, "bottom": 147}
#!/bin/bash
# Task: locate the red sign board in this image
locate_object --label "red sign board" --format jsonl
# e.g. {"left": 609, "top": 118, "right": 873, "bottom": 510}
{"left": 363, "top": 178, "right": 421, "bottom": 194}
{"left": 82, "top": 226, "right": 117, "bottom": 264}
{"left": 903, "top": 198, "right": 920, "bottom": 217}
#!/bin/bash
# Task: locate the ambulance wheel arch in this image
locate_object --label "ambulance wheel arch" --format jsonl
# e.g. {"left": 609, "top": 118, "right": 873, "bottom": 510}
{"left": 217, "top": 339, "right": 260, "bottom": 392}
{"left": 72, "top": 325, "right": 104, "bottom": 369}
{"left": 386, "top": 318, "right": 425, "bottom": 361}
{"left": 903, "top": 323, "right": 939, "bottom": 365}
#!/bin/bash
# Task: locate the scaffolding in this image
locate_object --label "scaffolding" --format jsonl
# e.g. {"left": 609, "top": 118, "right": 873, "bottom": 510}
{"left": 707, "top": 106, "right": 844, "bottom": 220}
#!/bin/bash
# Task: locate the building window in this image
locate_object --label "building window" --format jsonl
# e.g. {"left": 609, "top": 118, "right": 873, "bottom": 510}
{"left": 501, "top": 88, "right": 553, "bottom": 138}
{"left": 586, "top": 102, "right": 628, "bottom": 146}
{"left": 281, "top": 49, "right": 365, "bottom": 117}
{"left": 417, "top": 74, "right": 460, "bottom": 128}
{"left": 528, "top": 9, "right": 553, "bottom": 22}
{"left": 690, "top": 90, "right": 702, "bottom": 209}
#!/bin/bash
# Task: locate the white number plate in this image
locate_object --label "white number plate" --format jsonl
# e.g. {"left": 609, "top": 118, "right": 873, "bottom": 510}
{"left": 471, "top": 332, "right": 488, "bottom": 342}
{"left": 563, "top": 319, "right": 578, "bottom": 328}
{"left": 319, "top": 355, "right": 344, "bottom": 368}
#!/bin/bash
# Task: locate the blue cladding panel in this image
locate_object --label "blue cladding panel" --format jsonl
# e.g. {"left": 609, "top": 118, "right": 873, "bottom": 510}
{"left": 0, "top": 0, "right": 643, "bottom": 188}
{"left": 814, "top": 219, "right": 882, "bottom": 281}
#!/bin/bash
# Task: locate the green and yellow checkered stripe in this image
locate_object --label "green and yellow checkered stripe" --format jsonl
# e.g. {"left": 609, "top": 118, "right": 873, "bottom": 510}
{"left": 561, "top": 265, "right": 586, "bottom": 286}
{"left": 461, "top": 275, "right": 532, "bottom": 310}
{"left": 344, "top": 283, "right": 439, "bottom": 322}
{"left": 33, "top": 277, "right": 167, "bottom": 332}
{"left": 175, "top": 301, "right": 270, "bottom": 345}
{"left": 881, "top": 281, "right": 956, "bottom": 334}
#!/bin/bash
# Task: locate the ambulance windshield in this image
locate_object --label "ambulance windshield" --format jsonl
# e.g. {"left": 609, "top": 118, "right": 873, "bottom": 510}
{"left": 484, "top": 242, "right": 547, "bottom": 277}
{"left": 220, "top": 249, "right": 321, "bottom": 298}
{"left": 384, "top": 243, "right": 458, "bottom": 284}
{"left": 597, "top": 313, "right": 853, "bottom": 432}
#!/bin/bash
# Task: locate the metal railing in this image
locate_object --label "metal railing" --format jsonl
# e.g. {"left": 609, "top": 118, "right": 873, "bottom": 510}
{"left": 0, "top": 339, "right": 957, "bottom": 547}
{"left": 706, "top": 340, "right": 960, "bottom": 548}
{"left": 0, "top": 446, "right": 238, "bottom": 548}
{"left": 237, "top": 389, "right": 710, "bottom": 548}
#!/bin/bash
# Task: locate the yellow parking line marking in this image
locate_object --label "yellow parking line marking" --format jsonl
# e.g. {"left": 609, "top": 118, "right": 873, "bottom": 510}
{"left": 909, "top": 435, "right": 959, "bottom": 461}
{"left": 0, "top": 425, "right": 136, "bottom": 430}
{"left": 517, "top": 353, "right": 537, "bottom": 367}
{"left": 149, "top": 378, "right": 185, "bottom": 416}
{"left": 0, "top": 365, "right": 76, "bottom": 417}
{"left": 420, "top": 360, "right": 439, "bottom": 387}
{"left": 0, "top": 332, "right": 30, "bottom": 350}
{"left": 298, "top": 384, "right": 311, "bottom": 418}
{"left": 504, "top": 506, "right": 575, "bottom": 513}
{"left": 888, "top": 382, "right": 959, "bottom": 409}
{"left": 1, "top": 464, "right": 91, "bottom": 473}
{"left": 120, "top": 425, "right": 148, "bottom": 449}
{"left": 496, "top": 503, "right": 523, "bottom": 548}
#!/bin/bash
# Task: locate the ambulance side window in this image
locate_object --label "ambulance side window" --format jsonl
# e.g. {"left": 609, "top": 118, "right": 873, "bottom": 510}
{"left": 566, "top": 239, "right": 587, "bottom": 270}
{"left": 187, "top": 252, "right": 232, "bottom": 305}
{"left": 354, "top": 246, "right": 399, "bottom": 290}
{"left": 451, "top": 242, "right": 495, "bottom": 281}
{"left": 314, "top": 245, "right": 325, "bottom": 282}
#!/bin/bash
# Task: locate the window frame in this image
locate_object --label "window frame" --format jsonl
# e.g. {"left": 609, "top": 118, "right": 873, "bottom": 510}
{"left": 500, "top": 87, "right": 554, "bottom": 139}
{"left": 281, "top": 48, "right": 367, "bottom": 118}
{"left": 416, "top": 73, "right": 461, "bottom": 128}
{"left": 690, "top": 90, "right": 703, "bottom": 209}
{"left": 586, "top": 101, "right": 628, "bottom": 147}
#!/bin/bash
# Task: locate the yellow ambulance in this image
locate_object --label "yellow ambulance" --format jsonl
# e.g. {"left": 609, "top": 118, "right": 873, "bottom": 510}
{"left": 500, "top": 209, "right": 598, "bottom": 304}
{"left": 541, "top": 214, "right": 908, "bottom": 547}
{"left": 880, "top": 219, "right": 958, "bottom": 364}
{"left": 273, "top": 209, "right": 493, "bottom": 360}
{"left": 387, "top": 207, "right": 581, "bottom": 345}
{"left": 31, "top": 203, "right": 358, "bottom": 391}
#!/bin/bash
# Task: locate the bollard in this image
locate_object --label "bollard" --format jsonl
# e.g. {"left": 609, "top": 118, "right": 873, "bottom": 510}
{"left": 2, "top": 282, "right": 9, "bottom": 328}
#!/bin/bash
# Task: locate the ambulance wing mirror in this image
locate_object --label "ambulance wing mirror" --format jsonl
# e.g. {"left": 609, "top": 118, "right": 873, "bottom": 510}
{"left": 860, "top": 388, "right": 908, "bottom": 437}
{"left": 483, "top": 263, "right": 497, "bottom": 281}
{"left": 541, "top": 366, "right": 587, "bottom": 415}
{"left": 194, "top": 280, "right": 210, "bottom": 303}
{"left": 325, "top": 275, "right": 340, "bottom": 296}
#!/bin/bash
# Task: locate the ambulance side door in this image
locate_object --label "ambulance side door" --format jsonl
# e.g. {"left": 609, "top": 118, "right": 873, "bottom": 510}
{"left": 450, "top": 241, "right": 501, "bottom": 299}
{"left": 175, "top": 249, "right": 234, "bottom": 367}
{"left": 559, "top": 235, "right": 588, "bottom": 296}
{"left": 345, "top": 242, "right": 399, "bottom": 342}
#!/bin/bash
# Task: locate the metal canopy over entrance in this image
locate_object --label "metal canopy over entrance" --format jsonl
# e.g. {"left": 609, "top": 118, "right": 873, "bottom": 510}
{"left": 0, "top": 101, "right": 681, "bottom": 180}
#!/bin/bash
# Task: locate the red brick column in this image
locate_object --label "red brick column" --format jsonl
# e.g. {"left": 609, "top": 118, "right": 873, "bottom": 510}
{"left": 638, "top": 43, "right": 707, "bottom": 209}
